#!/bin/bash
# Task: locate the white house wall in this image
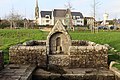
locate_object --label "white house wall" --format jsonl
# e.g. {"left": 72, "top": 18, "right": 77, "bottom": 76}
{"left": 73, "top": 19, "right": 84, "bottom": 26}
{"left": 39, "top": 12, "right": 84, "bottom": 26}
{"left": 41, "top": 18, "right": 53, "bottom": 25}
{"left": 40, "top": 18, "right": 84, "bottom": 26}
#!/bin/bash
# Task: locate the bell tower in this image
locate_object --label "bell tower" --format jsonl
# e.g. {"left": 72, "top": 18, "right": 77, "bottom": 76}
{"left": 35, "top": 0, "right": 39, "bottom": 24}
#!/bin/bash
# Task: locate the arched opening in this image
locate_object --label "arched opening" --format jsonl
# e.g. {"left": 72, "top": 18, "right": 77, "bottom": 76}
{"left": 56, "top": 37, "right": 62, "bottom": 54}
{"left": 48, "top": 31, "right": 71, "bottom": 55}
{"left": 49, "top": 32, "right": 63, "bottom": 55}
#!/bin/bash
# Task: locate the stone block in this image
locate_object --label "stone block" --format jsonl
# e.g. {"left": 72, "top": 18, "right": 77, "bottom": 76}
{"left": 49, "top": 55, "right": 69, "bottom": 67}
{"left": 69, "top": 46, "right": 108, "bottom": 68}
{"left": 9, "top": 46, "right": 47, "bottom": 67}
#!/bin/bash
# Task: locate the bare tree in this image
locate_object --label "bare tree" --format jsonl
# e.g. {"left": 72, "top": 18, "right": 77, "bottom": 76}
{"left": 5, "top": 9, "right": 23, "bottom": 29}
{"left": 65, "top": 1, "right": 74, "bottom": 31}
{"left": 65, "top": 1, "right": 74, "bottom": 10}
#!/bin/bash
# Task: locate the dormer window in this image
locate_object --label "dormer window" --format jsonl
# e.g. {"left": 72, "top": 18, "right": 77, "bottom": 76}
{"left": 46, "top": 20, "right": 49, "bottom": 23}
{"left": 45, "top": 15, "right": 50, "bottom": 18}
{"left": 76, "top": 16, "right": 80, "bottom": 19}
{"left": 73, "top": 16, "right": 76, "bottom": 19}
{"left": 66, "top": 14, "right": 70, "bottom": 18}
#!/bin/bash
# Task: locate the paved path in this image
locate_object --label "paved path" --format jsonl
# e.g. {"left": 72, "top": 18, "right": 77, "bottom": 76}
{"left": 0, "top": 64, "right": 36, "bottom": 80}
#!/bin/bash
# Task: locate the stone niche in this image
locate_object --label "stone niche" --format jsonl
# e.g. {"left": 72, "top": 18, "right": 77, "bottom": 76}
{"left": 46, "top": 20, "right": 71, "bottom": 67}
{"left": 9, "top": 20, "right": 108, "bottom": 69}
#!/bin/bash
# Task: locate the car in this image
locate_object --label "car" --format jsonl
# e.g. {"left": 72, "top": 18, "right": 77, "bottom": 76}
{"left": 103, "top": 26, "right": 108, "bottom": 30}
{"left": 110, "top": 26, "right": 114, "bottom": 30}
{"left": 98, "top": 26, "right": 108, "bottom": 30}
{"left": 110, "top": 26, "right": 119, "bottom": 30}
{"left": 98, "top": 26, "right": 104, "bottom": 29}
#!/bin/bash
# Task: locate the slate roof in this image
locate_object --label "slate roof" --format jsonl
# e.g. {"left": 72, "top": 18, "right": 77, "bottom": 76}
{"left": 53, "top": 9, "right": 66, "bottom": 17}
{"left": 40, "top": 11, "right": 52, "bottom": 19}
{"left": 71, "top": 12, "right": 83, "bottom": 18}
{"left": 84, "top": 17, "right": 94, "bottom": 19}
{"left": 40, "top": 9, "right": 84, "bottom": 18}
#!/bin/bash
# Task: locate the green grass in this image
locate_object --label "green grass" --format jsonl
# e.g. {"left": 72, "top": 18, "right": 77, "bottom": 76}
{"left": 0, "top": 29, "right": 48, "bottom": 64}
{"left": 113, "top": 63, "right": 120, "bottom": 70}
{"left": 0, "top": 29, "right": 48, "bottom": 49}
{"left": 70, "top": 30, "right": 120, "bottom": 52}
{"left": 1, "top": 29, "right": 120, "bottom": 65}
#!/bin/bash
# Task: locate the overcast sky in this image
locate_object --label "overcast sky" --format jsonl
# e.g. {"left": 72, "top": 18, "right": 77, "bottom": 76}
{"left": 0, "top": 0, "right": 120, "bottom": 20}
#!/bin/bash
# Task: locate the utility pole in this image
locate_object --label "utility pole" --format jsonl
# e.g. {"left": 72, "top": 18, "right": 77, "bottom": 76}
{"left": 93, "top": 0, "right": 96, "bottom": 33}
{"left": 92, "top": 0, "right": 100, "bottom": 33}
{"left": 10, "top": 6, "right": 14, "bottom": 29}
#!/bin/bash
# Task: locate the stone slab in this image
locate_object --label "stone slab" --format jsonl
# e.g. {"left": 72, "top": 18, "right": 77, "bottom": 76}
{"left": 33, "top": 68, "right": 115, "bottom": 80}
{"left": 0, "top": 64, "right": 36, "bottom": 80}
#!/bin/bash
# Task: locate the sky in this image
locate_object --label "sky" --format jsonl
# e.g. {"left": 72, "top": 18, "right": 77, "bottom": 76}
{"left": 0, "top": 0, "right": 120, "bottom": 20}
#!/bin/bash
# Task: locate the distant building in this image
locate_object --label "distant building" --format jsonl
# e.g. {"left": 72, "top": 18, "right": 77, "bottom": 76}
{"left": 38, "top": 9, "right": 84, "bottom": 26}
{"left": 71, "top": 12, "right": 84, "bottom": 26}
{"left": 115, "top": 19, "right": 120, "bottom": 28}
{"left": 40, "top": 11, "right": 53, "bottom": 26}
{"left": 34, "top": 0, "right": 84, "bottom": 27}
{"left": 84, "top": 17, "right": 94, "bottom": 27}
{"left": 103, "top": 13, "right": 109, "bottom": 25}
{"left": 117, "top": 19, "right": 120, "bottom": 24}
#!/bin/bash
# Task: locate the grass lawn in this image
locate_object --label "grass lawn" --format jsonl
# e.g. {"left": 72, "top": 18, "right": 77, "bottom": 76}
{"left": 0, "top": 29, "right": 48, "bottom": 63}
{"left": 113, "top": 63, "right": 120, "bottom": 70}
{"left": 0, "top": 29, "right": 120, "bottom": 64}
{"left": 70, "top": 30, "right": 120, "bottom": 52}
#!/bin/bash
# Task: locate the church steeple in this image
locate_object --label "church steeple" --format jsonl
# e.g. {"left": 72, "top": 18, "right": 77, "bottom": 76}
{"left": 36, "top": 0, "right": 38, "bottom": 8}
{"left": 35, "top": 0, "right": 39, "bottom": 20}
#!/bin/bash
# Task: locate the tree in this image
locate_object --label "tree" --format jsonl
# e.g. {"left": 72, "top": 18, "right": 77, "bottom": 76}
{"left": 5, "top": 10, "right": 23, "bottom": 29}
{"left": 109, "top": 20, "right": 114, "bottom": 25}
{"left": 0, "top": 20, "right": 10, "bottom": 29}
{"left": 65, "top": 1, "right": 74, "bottom": 31}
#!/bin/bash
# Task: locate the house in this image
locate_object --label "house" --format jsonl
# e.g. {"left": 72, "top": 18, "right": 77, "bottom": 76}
{"left": 38, "top": 9, "right": 84, "bottom": 26}
{"left": 39, "top": 11, "right": 53, "bottom": 26}
{"left": 72, "top": 12, "right": 84, "bottom": 26}
{"left": 84, "top": 17, "right": 94, "bottom": 27}
{"left": 114, "top": 19, "right": 120, "bottom": 29}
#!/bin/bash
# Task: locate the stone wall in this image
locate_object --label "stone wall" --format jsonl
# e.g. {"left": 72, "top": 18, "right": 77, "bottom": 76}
{"left": 9, "top": 43, "right": 108, "bottom": 69}
{"left": 72, "top": 40, "right": 89, "bottom": 46}
{"left": 23, "top": 40, "right": 46, "bottom": 46}
{"left": 49, "top": 55, "right": 69, "bottom": 67}
{"left": 9, "top": 46, "right": 47, "bottom": 67}
{"left": 69, "top": 46, "right": 108, "bottom": 68}
{"left": 0, "top": 50, "right": 4, "bottom": 70}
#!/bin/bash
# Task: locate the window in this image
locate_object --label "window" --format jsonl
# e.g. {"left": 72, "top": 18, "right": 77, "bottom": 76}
{"left": 46, "top": 20, "right": 49, "bottom": 23}
{"left": 45, "top": 15, "right": 50, "bottom": 18}
{"left": 66, "top": 14, "right": 70, "bottom": 18}
{"left": 73, "top": 16, "right": 76, "bottom": 19}
{"left": 77, "top": 20, "right": 81, "bottom": 23}
{"left": 76, "top": 16, "right": 80, "bottom": 19}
